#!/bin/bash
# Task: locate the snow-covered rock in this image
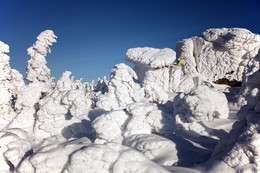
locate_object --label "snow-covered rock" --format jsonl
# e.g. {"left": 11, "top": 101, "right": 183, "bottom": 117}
{"left": 207, "top": 59, "right": 260, "bottom": 172}
{"left": 126, "top": 47, "right": 182, "bottom": 93}
{"left": 176, "top": 28, "right": 260, "bottom": 83}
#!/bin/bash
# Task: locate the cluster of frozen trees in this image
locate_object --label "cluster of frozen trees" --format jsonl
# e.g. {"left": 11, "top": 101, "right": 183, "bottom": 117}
{"left": 0, "top": 28, "right": 260, "bottom": 173}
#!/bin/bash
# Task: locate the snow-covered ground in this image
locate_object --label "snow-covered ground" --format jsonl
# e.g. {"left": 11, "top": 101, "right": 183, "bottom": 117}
{"left": 0, "top": 28, "right": 260, "bottom": 173}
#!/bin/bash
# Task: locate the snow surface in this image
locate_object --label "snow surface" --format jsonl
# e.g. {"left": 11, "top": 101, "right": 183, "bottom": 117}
{"left": 0, "top": 28, "right": 260, "bottom": 173}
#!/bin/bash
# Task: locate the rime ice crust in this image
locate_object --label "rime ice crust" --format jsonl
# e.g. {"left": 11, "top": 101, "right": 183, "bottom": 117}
{"left": 174, "top": 85, "right": 228, "bottom": 122}
{"left": 26, "top": 30, "right": 57, "bottom": 92}
{"left": 126, "top": 47, "right": 182, "bottom": 93}
{"left": 96, "top": 63, "right": 144, "bottom": 111}
{"left": 34, "top": 71, "right": 94, "bottom": 140}
{"left": 207, "top": 62, "right": 260, "bottom": 172}
{"left": 0, "top": 41, "right": 25, "bottom": 129}
{"left": 126, "top": 47, "right": 176, "bottom": 69}
{"left": 176, "top": 28, "right": 260, "bottom": 82}
{"left": 1, "top": 28, "right": 260, "bottom": 172}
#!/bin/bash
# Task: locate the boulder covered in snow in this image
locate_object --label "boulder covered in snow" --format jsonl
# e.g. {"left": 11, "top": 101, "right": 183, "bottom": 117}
{"left": 126, "top": 47, "right": 182, "bottom": 93}
{"left": 176, "top": 28, "right": 260, "bottom": 83}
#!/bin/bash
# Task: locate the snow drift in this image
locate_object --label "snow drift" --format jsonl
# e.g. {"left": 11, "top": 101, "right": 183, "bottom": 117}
{"left": 0, "top": 28, "right": 260, "bottom": 173}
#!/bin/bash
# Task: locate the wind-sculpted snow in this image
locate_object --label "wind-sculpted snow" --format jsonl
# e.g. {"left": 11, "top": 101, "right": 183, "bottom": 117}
{"left": 17, "top": 139, "right": 170, "bottom": 173}
{"left": 1, "top": 28, "right": 260, "bottom": 173}
{"left": 176, "top": 28, "right": 260, "bottom": 83}
{"left": 205, "top": 60, "right": 260, "bottom": 173}
{"left": 0, "top": 41, "right": 24, "bottom": 129}
{"left": 93, "top": 102, "right": 175, "bottom": 143}
{"left": 126, "top": 47, "right": 176, "bottom": 69}
{"left": 34, "top": 71, "right": 94, "bottom": 140}
{"left": 126, "top": 47, "right": 185, "bottom": 93}
{"left": 174, "top": 85, "right": 229, "bottom": 122}
{"left": 26, "top": 30, "right": 57, "bottom": 89}
{"left": 5, "top": 30, "right": 57, "bottom": 134}
{"left": 174, "top": 84, "right": 229, "bottom": 137}
{"left": 123, "top": 134, "right": 178, "bottom": 166}
{"left": 0, "top": 128, "right": 31, "bottom": 172}
{"left": 96, "top": 63, "right": 144, "bottom": 111}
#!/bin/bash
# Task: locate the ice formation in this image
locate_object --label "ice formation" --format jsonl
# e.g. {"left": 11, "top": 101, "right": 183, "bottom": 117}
{"left": 96, "top": 63, "right": 144, "bottom": 110}
{"left": 1, "top": 28, "right": 260, "bottom": 173}
{"left": 126, "top": 47, "right": 182, "bottom": 93}
{"left": 176, "top": 28, "right": 260, "bottom": 83}
{"left": 204, "top": 58, "right": 260, "bottom": 173}
{"left": 0, "top": 41, "right": 24, "bottom": 129}
{"left": 173, "top": 83, "right": 229, "bottom": 137}
{"left": 34, "top": 71, "right": 94, "bottom": 140}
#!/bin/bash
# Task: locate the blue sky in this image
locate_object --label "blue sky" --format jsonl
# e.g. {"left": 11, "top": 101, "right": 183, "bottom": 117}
{"left": 1, "top": 0, "right": 260, "bottom": 82}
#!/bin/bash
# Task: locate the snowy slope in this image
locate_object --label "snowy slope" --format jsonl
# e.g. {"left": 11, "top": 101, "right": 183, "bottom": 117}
{"left": 0, "top": 28, "right": 260, "bottom": 173}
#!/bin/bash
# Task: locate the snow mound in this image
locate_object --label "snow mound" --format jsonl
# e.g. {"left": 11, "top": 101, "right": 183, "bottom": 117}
{"left": 93, "top": 102, "right": 175, "bottom": 143}
{"left": 0, "top": 128, "right": 31, "bottom": 172}
{"left": 123, "top": 134, "right": 178, "bottom": 166}
{"left": 173, "top": 83, "right": 229, "bottom": 137}
{"left": 18, "top": 139, "right": 169, "bottom": 173}
{"left": 174, "top": 84, "right": 229, "bottom": 123}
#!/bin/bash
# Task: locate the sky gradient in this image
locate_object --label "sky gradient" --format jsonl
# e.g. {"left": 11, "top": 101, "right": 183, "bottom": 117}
{"left": 1, "top": 0, "right": 260, "bottom": 82}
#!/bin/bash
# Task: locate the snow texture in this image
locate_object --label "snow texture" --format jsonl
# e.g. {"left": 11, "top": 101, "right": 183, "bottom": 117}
{"left": 206, "top": 58, "right": 260, "bottom": 173}
{"left": 96, "top": 63, "right": 144, "bottom": 111}
{"left": 1, "top": 28, "right": 260, "bottom": 173}
{"left": 126, "top": 47, "right": 183, "bottom": 93}
{"left": 173, "top": 83, "right": 229, "bottom": 137}
{"left": 0, "top": 41, "right": 24, "bottom": 129}
{"left": 176, "top": 28, "right": 260, "bottom": 83}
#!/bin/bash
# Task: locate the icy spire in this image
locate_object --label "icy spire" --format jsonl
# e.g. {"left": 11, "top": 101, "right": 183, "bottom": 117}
{"left": 26, "top": 30, "right": 57, "bottom": 92}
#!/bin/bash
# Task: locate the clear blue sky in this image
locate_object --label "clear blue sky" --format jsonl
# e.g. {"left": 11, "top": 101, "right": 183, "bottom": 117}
{"left": 1, "top": 0, "right": 260, "bottom": 82}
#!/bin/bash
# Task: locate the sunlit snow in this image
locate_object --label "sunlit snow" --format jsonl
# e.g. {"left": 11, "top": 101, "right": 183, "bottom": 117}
{"left": 0, "top": 28, "right": 260, "bottom": 173}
